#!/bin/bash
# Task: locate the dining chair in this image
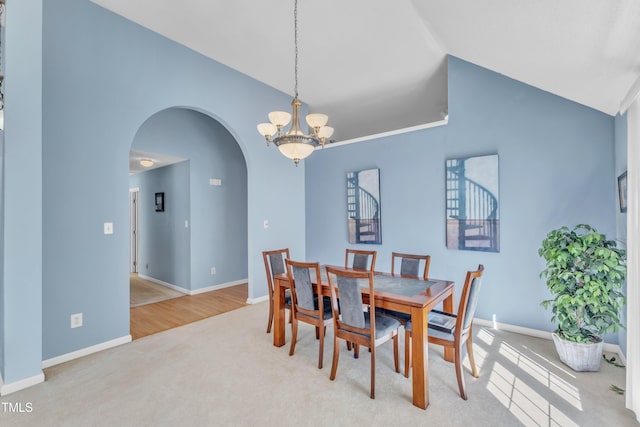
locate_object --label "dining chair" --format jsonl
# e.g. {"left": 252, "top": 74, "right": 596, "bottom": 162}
{"left": 262, "top": 248, "right": 292, "bottom": 334}
{"left": 391, "top": 252, "right": 431, "bottom": 280}
{"left": 405, "top": 264, "right": 485, "bottom": 399}
{"left": 326, "top": 266, "right": 400, "bottom": 399}
{"left": 377, "top": 252, "right": 431, "bottom": 376}
{"left": 344, "top": 248, "right": 377, "bottom": 272}
{"left": 285, "top": 259, "right": 333, "bottom": 369}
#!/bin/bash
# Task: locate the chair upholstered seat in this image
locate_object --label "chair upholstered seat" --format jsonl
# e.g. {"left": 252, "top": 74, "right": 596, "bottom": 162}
{"left": 302, "top": 301, "right": 333, "bottom": 321}
{"left": 351, "top": 312, "right": 401, "bottom": 339}
{"left": 406, "top": 310, "right": 457, "bottom": 340}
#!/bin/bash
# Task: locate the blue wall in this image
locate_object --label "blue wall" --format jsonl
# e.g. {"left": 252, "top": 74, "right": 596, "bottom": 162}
{"left": 133, "top": 162, "right": 191, "bottom": 289}
{"left": 39, "top": 0, "right": 307, "bottom": 362}
{"left": 1, "top": 0, "right": 44, "bottom": 383}
{"left": 305, "top": 56, "right": 618, "bottom": 338}
{"left": 131, "top": 108, "right": 248, "bottom": 291}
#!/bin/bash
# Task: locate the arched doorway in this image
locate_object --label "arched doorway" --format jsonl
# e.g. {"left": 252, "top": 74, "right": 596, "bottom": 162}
{"left": 127, "top": 107, "right": 248, "bottom": 338}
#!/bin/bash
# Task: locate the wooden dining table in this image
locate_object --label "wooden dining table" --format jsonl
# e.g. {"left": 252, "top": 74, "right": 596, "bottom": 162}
{"left": 272, "top": 265, "right": 455, "bottom": 410}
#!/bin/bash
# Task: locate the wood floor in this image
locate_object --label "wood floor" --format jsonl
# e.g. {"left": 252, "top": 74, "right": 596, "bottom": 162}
{"left": 130, "top": 283, "right": 248, "bottom": 340}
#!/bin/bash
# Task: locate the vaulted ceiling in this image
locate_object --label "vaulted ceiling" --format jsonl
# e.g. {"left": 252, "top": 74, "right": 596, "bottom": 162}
{"left": 92, "top": 0, "right": 640, "bottom": 144}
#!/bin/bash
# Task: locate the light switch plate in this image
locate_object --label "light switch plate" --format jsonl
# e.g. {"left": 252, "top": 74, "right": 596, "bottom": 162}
{"left": 104, "top": 222, "right": 113, "bottom": 234}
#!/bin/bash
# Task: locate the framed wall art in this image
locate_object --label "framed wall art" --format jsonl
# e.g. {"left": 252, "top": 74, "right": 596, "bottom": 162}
{"left": 155, "top": 192, "right": 165, "bottom": 212}
{"left": 445, "top": 154, "right": 499, "bottom": 252}
{"left": 347, "top": 168, "right": 381, "bottom": 244}
{"left": 618, "top": 171, "right": 627, "bottom": 213}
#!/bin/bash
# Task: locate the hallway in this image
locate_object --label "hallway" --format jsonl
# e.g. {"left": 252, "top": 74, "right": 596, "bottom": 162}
{"left": 130, "top": 283, "right": 248, "bottom": 339}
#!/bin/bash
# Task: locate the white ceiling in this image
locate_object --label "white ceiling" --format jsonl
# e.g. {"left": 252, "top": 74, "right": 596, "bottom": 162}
{"left": 93, "top": 0, "right": 640, "bottom": 144}
{"left": 129, "top": 150, "right": 186, "bottom": 175}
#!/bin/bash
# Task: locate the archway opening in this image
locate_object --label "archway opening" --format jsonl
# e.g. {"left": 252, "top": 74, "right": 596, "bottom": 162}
{"left": 127, "top": 107, "right": 248, "bottom": 338}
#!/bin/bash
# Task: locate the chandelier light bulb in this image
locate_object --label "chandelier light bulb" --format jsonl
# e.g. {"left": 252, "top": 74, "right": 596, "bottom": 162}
{"left": 278, "top": 141, "right": 315, "bottom": 166}
{"left": 306, "top": 113, "right": 328, "bottom": 129}
{"left": 268, "top": 111, "right": 292, "bottom": 127}
{"left": 318, "top": 126, "right": 334, "bottom": 139}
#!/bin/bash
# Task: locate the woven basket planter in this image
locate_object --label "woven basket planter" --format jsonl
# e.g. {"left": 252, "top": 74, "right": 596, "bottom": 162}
{"left": 552, "top": 332, "right": 603, "bottom": 372}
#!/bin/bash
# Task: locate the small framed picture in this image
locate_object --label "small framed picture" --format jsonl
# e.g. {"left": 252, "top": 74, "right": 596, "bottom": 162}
{"left": 155, "top": 192, "right": 165, "bottom": 212}
{"left": 618, "top": 172, "right": 627, "bottom": 213}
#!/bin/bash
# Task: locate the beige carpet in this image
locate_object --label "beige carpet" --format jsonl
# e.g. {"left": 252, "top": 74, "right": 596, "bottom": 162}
{"left": 0, "top": 302, "right": 636, "bottom": 426}
{"left": 130, "top": 274, "right": 184, "bottom": 307}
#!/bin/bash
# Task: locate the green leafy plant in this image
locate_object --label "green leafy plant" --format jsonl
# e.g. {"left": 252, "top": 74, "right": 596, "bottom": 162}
{"left": 539, "top": 224, "right": 626, "bottom": 343}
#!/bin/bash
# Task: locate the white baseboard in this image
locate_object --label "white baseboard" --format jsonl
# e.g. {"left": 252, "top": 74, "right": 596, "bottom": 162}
{"left": 191, "top": 279, "right": 248, "bottom": 295}
{"left": 247, "top": 295, "right": 269, "bottom": 304}
{"left": 0, "top": 372, "right": 45, "bottom": 396}
{"left": 138, "top": 275, "right": 248, "bottom": 296}
{"left": 473, "top": 317, "right": 625, "bottom": 364}
{"left": 138, "top": 274, "right": 190, "bottom": 294}
{"left": 42, "top": 335, "right": 132, "bottom": 369}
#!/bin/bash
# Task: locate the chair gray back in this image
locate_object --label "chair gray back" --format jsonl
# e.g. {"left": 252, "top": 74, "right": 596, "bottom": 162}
{"left": 269, "top": 253, "right": 285, "bottom": 276}
{"left": 400, "top": 258, "right": 420, "bottom": 277}
{"left": 462, "top": 277, "right": 482, "bottom": 330}
{"left": 336, "top": 275, "right": 365, "bottom": 328}
{"left": 291, "top": 265, "right": 315, "bottom": 311}
{"left": 352, "top": 254, "right": 370, "bottom": 270}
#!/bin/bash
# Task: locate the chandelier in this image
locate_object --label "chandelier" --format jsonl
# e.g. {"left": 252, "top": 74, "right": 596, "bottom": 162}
{"left": 257, "top": 0, "right": 333, "bottom": 166}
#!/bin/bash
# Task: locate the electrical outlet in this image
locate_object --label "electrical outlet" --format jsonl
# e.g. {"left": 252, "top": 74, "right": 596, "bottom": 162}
{"left": 263, "top": 220, "right": 269, "bottom": 229}
{"left": 211, "top": 266, "right": 216, "bottom": 275}
{"left": 70, "top": 313, "right": 83, "bottom": 328}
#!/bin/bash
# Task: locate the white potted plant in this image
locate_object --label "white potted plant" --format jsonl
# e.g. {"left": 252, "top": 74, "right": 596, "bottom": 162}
{"left": 539, "top": 224, "right": 626, "bottom": 371}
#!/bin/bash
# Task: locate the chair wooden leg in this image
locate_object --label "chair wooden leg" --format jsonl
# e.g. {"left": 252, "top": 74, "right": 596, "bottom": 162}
{"left": 316, "top": 326, "right": 320, "bottom": 340}
{"left": 404, "top": 329, "right": 411, "bottom": 378}
{"left": 455, "top": 344, "right": 467, "bottom": 400}
{"left": 318, "top": 323, "right": 325, "bottom": 369}
{"left": 266, "top": 299, "right": 274, "bottom": 333}
{"left": 289, "top": 319, "right": 298, "bottom": 356}
{"left": 354, "top": 344, "right": 360, "bottom": 359}
{"left": 466, "top": 336, "right": 478, "bottom": 378}
{"left": 393, "top": 334, "right": 399, "bottom": 373}
{"left": 370, "top": 346, "right": 376, "bottom": 399}
{"left": 330, "top": 335, "right": 340, "bottom": 381}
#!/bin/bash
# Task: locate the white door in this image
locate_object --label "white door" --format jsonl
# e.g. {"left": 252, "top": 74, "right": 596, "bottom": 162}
{"left": 130, "top": 189, "right": 139, "bottom": 273}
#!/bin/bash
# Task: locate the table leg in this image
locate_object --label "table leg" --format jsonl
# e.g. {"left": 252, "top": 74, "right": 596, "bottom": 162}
{"left": 443, "top": 292, "right": 454, "bottom": 362}
{"left": 273, "top": 277, "right": 286, "bottom": 347}
{"left": 411, "top": 306, "right": 428, "bottom": 409}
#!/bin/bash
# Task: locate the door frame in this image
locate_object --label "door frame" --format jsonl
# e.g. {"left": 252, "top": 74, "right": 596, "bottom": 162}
{"left": 130, "top": 187, "right": 140, "bottom": 273}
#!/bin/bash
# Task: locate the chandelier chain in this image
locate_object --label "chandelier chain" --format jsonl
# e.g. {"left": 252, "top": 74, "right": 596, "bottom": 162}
{"left": 294, "top": 0, "right": 299, "bottom": 98}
